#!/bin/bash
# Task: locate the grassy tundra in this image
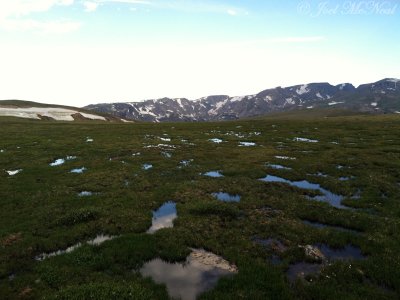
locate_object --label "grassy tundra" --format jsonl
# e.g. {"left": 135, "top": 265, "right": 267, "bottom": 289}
{"left": 1, "top": 113, "right": 400, "bottom": 299}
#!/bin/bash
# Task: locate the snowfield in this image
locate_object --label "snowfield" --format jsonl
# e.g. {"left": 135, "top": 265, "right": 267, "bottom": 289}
{"left": 0, "top": 107, "right": 106, "bottom": 121}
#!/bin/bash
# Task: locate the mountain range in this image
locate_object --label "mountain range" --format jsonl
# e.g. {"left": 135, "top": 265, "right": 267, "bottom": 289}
{"left": 84, "top": 78, "right": 400, "bottom": 122}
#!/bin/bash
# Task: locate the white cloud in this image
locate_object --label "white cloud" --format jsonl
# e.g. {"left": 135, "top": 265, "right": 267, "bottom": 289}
{"left": 0, "top": 0, "right": 79, "bottom": 33}
{"left": 0, "top": 0, "right": 74, "bottom": 18}
{"left": 0, "top": 19, "right": 81, "bottom": 34}
{"left": 98, "top": 0, "right": 152, "bottom": 4}
{"left": 267, "top": 36, "right": 326, "bottom": 43}
{"left": 83, "top": 1, "right": 99, "bottom": 12}
{"left": 96, "top": 0, "right": 246, "bottom": 15}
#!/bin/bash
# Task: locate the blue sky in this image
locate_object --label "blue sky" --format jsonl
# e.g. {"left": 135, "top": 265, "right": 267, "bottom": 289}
{"left": 0, "top": 0, "right": 399, "bottom": 106}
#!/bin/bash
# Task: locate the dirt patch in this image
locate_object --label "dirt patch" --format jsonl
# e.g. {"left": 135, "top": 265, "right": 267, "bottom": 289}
{"left": 1, "top": 232, "right": 22, "bottom": 247}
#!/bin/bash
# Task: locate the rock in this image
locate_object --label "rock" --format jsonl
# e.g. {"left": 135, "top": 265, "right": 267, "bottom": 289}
{"left": 303, "top": 245, "right": 326, "bottom": 262}
{"left": 189, "top": 249, "right": 238, "bottom": 273}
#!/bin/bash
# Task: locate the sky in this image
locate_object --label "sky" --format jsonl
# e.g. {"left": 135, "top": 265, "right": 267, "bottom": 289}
{"left": 0, "top": 0, "right": 399, "bottom": 107}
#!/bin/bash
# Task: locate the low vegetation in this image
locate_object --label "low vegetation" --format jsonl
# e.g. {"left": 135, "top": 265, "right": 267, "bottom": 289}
{"left": 1, "top": 112, "right": 399, "bottom": 299}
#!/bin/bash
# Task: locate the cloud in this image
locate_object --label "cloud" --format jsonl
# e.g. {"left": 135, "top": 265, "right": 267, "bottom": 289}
{"left": 0, "top": 19, "right": 81, "bottom": 34}
{"left": 98, "top": 0, "right": 152, "bottom": 4}
{"left": 0, "top": 0, "right": 79, "bottom": 33}
{"left": 95, "top": 0, "right": 246, "bottom": 15}
{"left": 267, "top": 36, "right": 326, "bottom": 43}
{"left": 83, "top": 1, "right": 99, "bottom": 12}
{"left": 0, "top": 0, "right": 74, "bottom": 18}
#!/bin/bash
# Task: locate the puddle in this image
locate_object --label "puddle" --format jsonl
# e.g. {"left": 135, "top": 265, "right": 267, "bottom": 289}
{"left": 239, "top": 142, "right": 256, "bottom": 147}
{"left": 270, "top": 255, "right": 282, "bottom": 265}
{"left": 266, "top": 164, "right": 292, "bottom": 170}
{"left": 203, "top": 171, "right": 224, "bottom": 178}
{"left": 302, "top": 220, "right": 360, "bottom": 234}
{"left": 147, "top": 202, "right": 177, "bottom": 234}
{"left": 275, "top": 156, "right": 296, "bottom": 160}
{"left": 140, "top": 249, "right": 237, "bottom": 300}
{"left": 293, "top": 137, "right": 318, "bottom": 143}
{"left": 142, "top": 164, "right": 153, "bottom": 170}
{"left": 310, "top": 172, "right": 328, "bottom": 178}
{"left": 212, "top": 192, "right": 241, "bottom": 203}
{"left": 50, "top": 158, "right": 65, "bottom": 166}
{"left": 35, "top": 234, "right": 115, "bottom": 261}
{"left": 179, "top": 159, "right": 193, "bottom": 167}
{"left": 253, "top": 238, "right": 287, "bottom": 253}
{"left": 50, "top": 156, "right": 76, "bottom": 166}
{"left": 78, "top": 191, "right": 93, "bottom": 197}
{"left": 287, "top": 262, "right": 322, "bottom": 283}
{"left": 351, "top": 189, "right": 362, "bottom": 199}
{"left": 70, "top": 167, "right": 87, "bottom": 174}
{"left": 339, "top": 176, "right": 354, "bottom": 181}
{"left": 161, "top": 151, "right": 172, "bottom": 158}
{"left": 87, "top": 234, "right": 115, "bottom": 246}
{"left": 259, "top": 175, "right": 346, "bottom": 209}
{"left": 6, "top": 169, "right": 22, "bottom": 176}
{"left": 317, "top": 244, "right": 365, "bottom": 261}
{"left": 209, "top": 138, "right": 223, "bottom": 143}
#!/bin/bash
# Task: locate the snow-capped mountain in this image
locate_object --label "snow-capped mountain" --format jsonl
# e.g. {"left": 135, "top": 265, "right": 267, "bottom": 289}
{"left": 84, "top": 78, "right": 400, "bottom": 122}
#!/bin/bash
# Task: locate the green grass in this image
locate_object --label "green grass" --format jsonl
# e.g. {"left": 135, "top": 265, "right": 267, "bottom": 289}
{"left": 0, "top": 114, "right": 400, "bottom": 299}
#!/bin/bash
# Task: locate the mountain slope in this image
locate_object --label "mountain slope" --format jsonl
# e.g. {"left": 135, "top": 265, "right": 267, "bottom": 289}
{"left": 0, "top": 100, "right": 127, "bottom": 122}
{"left": 84, "top": 78, "right": 400, "bottom": 122}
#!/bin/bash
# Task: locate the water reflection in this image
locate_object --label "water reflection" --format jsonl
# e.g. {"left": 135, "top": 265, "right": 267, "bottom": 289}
{"left": 204, "top": 171, "right": 224, "bottom": 178}
{"left": 147, "top": 202, "right": 177, "bottom": 234}
{"left": 287, "top": 262, "right": 322, "bottom": 283}
{"left": 302, "top": 220, "right": 360, "bottom": 234}
{"left": 35, "top": 234, "right": 115, "bottom": 261}
{"left": 266, "top": 164, "right": 292, "bottom": 170}
{"left": 212, "top": 192, "right": 241, "bottom": 203}
{"left": 259, "top": 175, "right": 346, "bottom": 209}
{"left": 70, "top": 167, "right": 86, "bottom": 174}
{"left": 142, "top": 164, "right": 153, "bottom": 170}
{"left": 140, "top": 249, "right": 237, "bottom": 300}
{"left": 317, "top": 244, "right": 365, "bottom": 261}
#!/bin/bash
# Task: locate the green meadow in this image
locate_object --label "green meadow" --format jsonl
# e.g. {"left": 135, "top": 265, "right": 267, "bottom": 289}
{"left": 1, "top": 113, "right": 400, "bottom": 299}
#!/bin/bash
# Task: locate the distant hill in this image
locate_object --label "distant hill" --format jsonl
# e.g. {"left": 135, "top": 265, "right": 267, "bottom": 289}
{"left": 84, "top": 78, "right": 400, "bottom": 122}
{"left": 0, "top": 100, "right": 128, "bottom": 122}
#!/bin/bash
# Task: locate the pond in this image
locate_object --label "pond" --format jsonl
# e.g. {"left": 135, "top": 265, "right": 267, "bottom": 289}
{"left": 259, "top": 175, "right": 347, "bottom": 209}
{"left": 302, "top": 220, "right": 360, "bottom": 234}
{"left": 70, "top": 167, "right": 87, "bottom": 174}
{"left": 35, "top": 234, "right": 115, "bottom": 261}
{"left": 204, "top": 171, "right": 224, "bottom": 178}
{"left": 266, "top": 164, "right": 292, "bottom": 170}
{"left": 140, "top": 249, "right": 237, "bottom": 300}
{"left": 142, "top": 164, "right": 153, "bottom": 170}
{"left": 212, "top": 192, "right": 241, "bottom": 202}
{"left": 147, "top": 202, "right": 177, "bottom": 234}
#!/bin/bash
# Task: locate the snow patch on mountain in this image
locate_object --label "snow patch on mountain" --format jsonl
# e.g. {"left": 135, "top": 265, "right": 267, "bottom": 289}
{"left": 231, "top": 96, "right": 245, "bottom": 102}
{"left": 296, "top": 84, "right": 310, "bottom": 95}
{"left": 0, "top": 107, "right": 106, "bottom": 121}
{"left": 264, "top": 96, "right": 273, "bottom": 102}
